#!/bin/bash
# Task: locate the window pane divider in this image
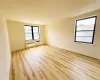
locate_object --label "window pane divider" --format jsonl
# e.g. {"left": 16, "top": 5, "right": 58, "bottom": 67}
{"left": 76, "top": 30, "right": 94, "bottom": 32}
{"left": 31, "top": 26, "right": 34, "bottom": 40}
{"left": 76, "top": 36, "right": 93, "bottom": 37}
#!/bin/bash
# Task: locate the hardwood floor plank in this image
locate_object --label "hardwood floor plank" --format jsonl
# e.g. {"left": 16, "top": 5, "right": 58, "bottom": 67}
{"left": 11, "top": 45, "right": 100, "bottom": 80}
{"left": 41, "top": 47, "right": 100, "bottom": 79}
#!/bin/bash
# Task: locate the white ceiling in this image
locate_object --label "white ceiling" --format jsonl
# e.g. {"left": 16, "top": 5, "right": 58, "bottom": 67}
{"left": 0, "top": 0, "right": 100, "bottom": 24}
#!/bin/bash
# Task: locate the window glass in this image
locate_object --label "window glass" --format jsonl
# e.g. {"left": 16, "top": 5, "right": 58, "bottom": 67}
{"left": 24, "top": 26, "right": 40, "bottom": 41}
{"left": 75, "top": 16, "right": 97, "bottom": 44}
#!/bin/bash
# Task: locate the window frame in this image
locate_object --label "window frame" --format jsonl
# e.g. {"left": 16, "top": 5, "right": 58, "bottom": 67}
{"left": 24, "top": 25, "right": 40, "bottom": 42}
{"left": 74, "top": 16, "right": 97, "bottom": 44}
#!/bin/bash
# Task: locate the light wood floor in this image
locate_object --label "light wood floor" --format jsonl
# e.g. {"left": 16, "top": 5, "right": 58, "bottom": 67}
{"left": 10, "top": 45, "right": 100, "bottom": 80}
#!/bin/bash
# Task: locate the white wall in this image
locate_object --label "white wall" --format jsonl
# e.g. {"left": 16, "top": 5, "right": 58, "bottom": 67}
{"left": 0, "top": 17, "right": 11, "bottom": 80}
{"left": 7, "top": 20, "right": 46, "bottom": 51}
{"left": 7, "top": 21, "right": 25, "bottom": 51}
{"left": 46, "top": 9, "right": 100, "bottom": 59}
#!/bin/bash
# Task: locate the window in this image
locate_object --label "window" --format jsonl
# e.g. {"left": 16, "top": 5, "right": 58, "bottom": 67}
{"left": 74, "top": 16, "right": 97, "bottom": 44}
{"left": 24, "top": 25, "right": 40, "bottom": 41}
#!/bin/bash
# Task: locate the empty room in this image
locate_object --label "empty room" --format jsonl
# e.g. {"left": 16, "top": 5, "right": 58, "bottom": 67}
{"left": 0, "top": 0, "right": 100, "bottom": 80}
